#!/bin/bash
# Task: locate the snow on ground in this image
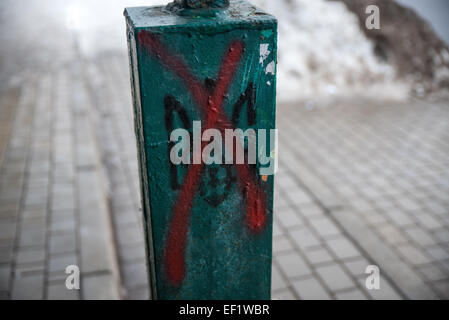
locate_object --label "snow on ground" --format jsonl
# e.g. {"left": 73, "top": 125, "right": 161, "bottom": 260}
{"left": 20, "top": 0, "right": 408, "bottom": 102}
{"left": 252, "top": 0, "right": 409, "bottom": 102}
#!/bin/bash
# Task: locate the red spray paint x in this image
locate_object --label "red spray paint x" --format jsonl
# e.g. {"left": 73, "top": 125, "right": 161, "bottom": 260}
{"left": 138, "top": 31, "right": 267, "bottom": 286}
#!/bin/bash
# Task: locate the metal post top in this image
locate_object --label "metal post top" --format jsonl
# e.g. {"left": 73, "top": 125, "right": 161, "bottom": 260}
{"left": 170, "top": 0, "right": 230, "bottom": 10}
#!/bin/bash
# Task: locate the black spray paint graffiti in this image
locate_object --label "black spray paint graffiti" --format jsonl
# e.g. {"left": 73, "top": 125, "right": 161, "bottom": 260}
{"left": 164, "top": 81, "right": 257, "bottom": 207}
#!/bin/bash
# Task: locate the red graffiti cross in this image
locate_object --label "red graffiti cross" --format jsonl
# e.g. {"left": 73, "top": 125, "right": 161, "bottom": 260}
{"left": 138, "top": 31, "right": 267, "bottom": 286}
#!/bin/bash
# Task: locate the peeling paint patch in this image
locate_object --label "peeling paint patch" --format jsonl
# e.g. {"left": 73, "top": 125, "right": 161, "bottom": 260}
{"left": 259, "top": 43, "right": 270, "bottom": 65}
{"left": 265, "top": 61, "right": 275, "bottom": 75}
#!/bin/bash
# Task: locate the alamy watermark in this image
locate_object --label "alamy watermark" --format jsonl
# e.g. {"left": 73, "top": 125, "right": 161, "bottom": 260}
{"left": 365, "top": 265, "right": 380, "bottom": 290}
{"left": 65, "top": 265, "right": 80, "bottom": 290}
{"left": 365, "top": 5, "right": 380, "bottom": 30}
{"left": 170, "top": 121, "right": 278, "bottom": 176}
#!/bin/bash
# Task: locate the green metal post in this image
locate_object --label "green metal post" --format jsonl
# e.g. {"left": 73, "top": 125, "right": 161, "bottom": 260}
{"left": 125, "top": 0, "right": 277, "bottom": 300}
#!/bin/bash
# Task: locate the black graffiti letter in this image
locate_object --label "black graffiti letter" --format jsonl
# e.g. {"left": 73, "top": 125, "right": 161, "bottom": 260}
{"left": 232, "top": 82, "right": 256, "bottom": 127}
{"left": 164, "top": 95, "right": 191, "bottom": 190}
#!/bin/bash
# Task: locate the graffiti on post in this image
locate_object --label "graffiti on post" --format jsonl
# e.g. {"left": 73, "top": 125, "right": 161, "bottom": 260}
{"left": 138, "top": 31, "right": 268, "bottom": 286}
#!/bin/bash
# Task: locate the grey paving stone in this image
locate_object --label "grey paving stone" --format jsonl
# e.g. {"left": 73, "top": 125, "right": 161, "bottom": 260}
{"left": 276, "top": 174, "right": 297, "bottom": 189}
{"left": 0, "top": 246, "right": 13, "bottom": 264}
{"left": 344, "top": 258, "right": 371, "bottom": 278}
{"left": 292, "top": 277, "right": 331, "bottom": 300}
{"left": 303, "top": 247, "right": 334, "bottom": 266}
{"left": 126, "top": 286, "right": 149, "bottom": 300}
{"left": 404, "top": 226, "right": 436, "bottom": 247}
{"left": 52, "top": 164, "right": 74, "bottom": 182}
{"left": 51, "top": 209, "right": 75, "bottom": 221}
{"left": 273, "top": 236, "right": 294, "bottom": 254}
{"left": 0, "top": 264, "right": 11, "bottom": 291}
{"left": 0, "top": 203, "right": 19, "bottom": 215}
{"left": 426, "top": 245, "right": 449, "bottom": 262}
{"left": 285, "top": 189, "right": 313, "bottom": 206}
{"left": 360, "top": 278, "right": 402, "bottom": 300}
{"left": 274, "top": 197, "right": 289, "bottom": 211}
{"left": 77, "top": 168, "right": 119, "bottom": 282}
{"left": 0, "top": 210, "right": 17, "bottom": 220}
{"left": 271, "top": 264, "right": 287, "bottom": 292}
{"left": 51, "top": 195, "right": 75, "bottom": 212}
{"left": 47, "top": 281, "right": 80, "bottom": 300}
{"left": 82, "top": 273, "right": 119, "bottom": 300}
{"left": 316, "top": 264, "right": 355, "bottom": 292}
{"left": 276, "top": 207, "right": 303, "bottom": 229}
{"left": 415, "top": 213, "right": 442, "bottom": 230}
{"left": 21, "top": 218, "right": 46, "bottom": 232}
{"left": 351, "top": 199, "right": 375, "bottom": 212}
{"left": 289, "top": 228, "right": 321, "bottom": 250}
{"left": 271, "top": 288, "right": 296, "bottom": 300}
{"left": 396, "top": 244, "right": 432, "bottom": 265}
{"left": 11, "top": 274, "right": 44, "bottom": 300}
{"left": 23, "top": 202, "right": 47, "bottom": 213}
{"left": 16, "top": 248, "right": 45, "bottom": 264}
{"left": 326, "top": 237, "right": 360, "bottom": 260}
{"left": 373, "top": 198, "right": 396, "bottom": 211}
{"left": 309, "top": 216, "right": 341, "bottom": 238}
{"left": 375, "top": 224, "right": 408, "bottom": 245}
{"left": 0, "top": 221, "right": 16, "bottom": 241}
{"left": 433, "top": 282, "right": 449, "bottom": 299}
{"left": 335, "top": 288, "right": 368, "bottom": 300}
{"left": 15, "top": 261, "right": 45, "bottom": 277}
{"left": 51, "top": 182, "right": 75, "bottom": 202}
{"left": 118, "top": 243, "right": 147, "bottom": 263}
{"left": 22, "top": 208, "right": 46, "bottom": 220}
{"left": 418, "top": 264, "right": 448, "bottom": 282}
{"left": 116, "top": 224, "right": 144, "bottom": 247}
{"left": 18, "top": 228, "right": 46, "bottom": 248}
{"left": 363, "top": 210, "right": 387, "bottom": 226}
{"left": 425, "top": 202, "right": 447, "bottom": 217}
{"left": 23, "top": 190, "right": 48, "bottom": 207}
{"left": 276, "top": 253, "right": 311, "bottom": 279}
{"left": 49, "top": 253, "right": 78, "bottom": 274}
{"left": 397, "top": 198, "right": 421, "bottom": 211}
{"left": 50, "top": 217, "right": 76, "bottom": 234}
{"left": 434, "top": 228, "right": 449, "bottom": 243}
{"left": 49, "top": 234, "right": 76, "bottom": 255}
{"left": 113, "top": 210, "right": 139, "bottom": 226}
{"left": 27, "top": 178, "right": 49, "bottom": 190}
{"left": 298, "top": 205, "right": 324, "bottom": 218}
{"left": 122, "top": 260, "right": 147, "bottom": 289}
{"left": 0, "top": 191, "right": 21, "bottom": 204}
{"left": 385, "top": 209, "right": 414, "bottom": 227}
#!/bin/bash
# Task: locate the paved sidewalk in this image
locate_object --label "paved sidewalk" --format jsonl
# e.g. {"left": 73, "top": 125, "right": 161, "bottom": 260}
{"left": 276, "top": 100, "right": 449, "bottom": 299}
{"left": 0, "top": 66, "right": 121, "bottom": 299}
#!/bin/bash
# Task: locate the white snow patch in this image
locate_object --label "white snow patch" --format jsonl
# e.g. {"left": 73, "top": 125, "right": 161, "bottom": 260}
{"left": 68, "top": 0, "right": 410, "bottom": 102}
{"left": 252, "top": 0, "right": 409, "bottom": 102}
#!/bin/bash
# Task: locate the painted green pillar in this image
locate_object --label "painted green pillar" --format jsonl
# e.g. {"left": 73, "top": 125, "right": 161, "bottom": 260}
{"left": 125, "top": 0, "right": 277, "bottom": 300}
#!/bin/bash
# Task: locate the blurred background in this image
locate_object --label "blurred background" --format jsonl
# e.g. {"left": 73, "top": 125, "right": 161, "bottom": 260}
{"left": 0, "top": 0, "right": 448, "bottom": 300}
